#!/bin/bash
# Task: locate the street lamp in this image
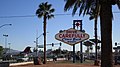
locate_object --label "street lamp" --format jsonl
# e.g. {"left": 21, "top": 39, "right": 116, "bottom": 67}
{"left": 0, "top": 24, "right": 12, "bottom": 28}
{"left": 34, "top": 32, "right": 49, "bottom": 55}
{"left": 35, "top": 33, "right": 43, "bottom": 55}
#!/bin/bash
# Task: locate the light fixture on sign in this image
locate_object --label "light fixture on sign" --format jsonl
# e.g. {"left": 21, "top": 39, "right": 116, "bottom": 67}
{"left": 75, "top": 22, "right": 81, "bottom": 29}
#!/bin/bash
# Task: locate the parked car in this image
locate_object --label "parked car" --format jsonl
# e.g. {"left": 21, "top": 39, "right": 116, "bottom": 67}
{"left": 16, "top": 57, "right": 29, "bottom": 62}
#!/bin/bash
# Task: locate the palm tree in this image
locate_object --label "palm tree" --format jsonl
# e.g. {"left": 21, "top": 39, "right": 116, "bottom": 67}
{"left": 64, "top": 0, "right": 120, "bottom": 67}
{"left": 36, "top": 2, "right": 55, "bottom": 64}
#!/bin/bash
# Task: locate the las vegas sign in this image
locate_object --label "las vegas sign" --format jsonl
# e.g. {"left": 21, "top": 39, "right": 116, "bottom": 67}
{"left": 55, "top": 28, "right": 89, "bottom": 46}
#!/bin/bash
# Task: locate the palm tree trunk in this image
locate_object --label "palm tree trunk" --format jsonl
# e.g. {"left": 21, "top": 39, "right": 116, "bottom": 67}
{"left": 43, "top": 15, "right": 47, "bottom": 64}
{"left": 100, "top": 2, "right": 113, "bottom": 67}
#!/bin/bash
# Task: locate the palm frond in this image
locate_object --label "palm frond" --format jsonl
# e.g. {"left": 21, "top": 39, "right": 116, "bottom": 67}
{"left": 64, "top": 0, "right": 76, "bottom": 11}
{"left": 38, "top": 3, "right": 46, "bottom": 12}
{"left": 116, "top": 0, "right": 120, "bottom": 9}
{"left": 83, "top": 0, "right": 94, "bottom": 16}
{"left": 49, "top": 9, "right": 55, "bottom": 13}
{"left": 72, "top": 0, "right": 82, "bottom": 16}
{"left": 36, "top": 9, "right": 40, "bottom": 14}
{"left": 45, "top": 2, "right": 48, "bottom": 7}
{"left": 88, "top": 0, "right": 101, "bottom": 20}
{"left": 47, "top": 4, "right": 52, "bottom": 10}
{"left": 79, "top": 2, "right": 85, "bottom": 16}
{"left": 48, "top": 14, "right": 54, "bottom": 20}
{"left": 39, "top": 3, "right": 45, "bottom": 10}
{"left": 89, "top": 15, "right": 94, "bottom": 20}
{"left": 72, "top": 7, "right": 77, "bottom": 16}
{"left": 37, "top": 13, "right": 43, "bottom": 18}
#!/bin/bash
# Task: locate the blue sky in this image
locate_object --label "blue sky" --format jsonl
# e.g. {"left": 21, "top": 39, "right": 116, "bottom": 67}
{"left": 0, "top": 0, "right": 120, "bottom": 52}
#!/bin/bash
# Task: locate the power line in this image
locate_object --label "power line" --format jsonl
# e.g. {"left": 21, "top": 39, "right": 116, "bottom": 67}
{"left": 0, "top": 15, "right": 36, "bottom": 18}
{"left": 0, "top": 12, "right": 120, "bottom": 18}
{"left": 113, "top": 11, "right": 120, "bottom": 13}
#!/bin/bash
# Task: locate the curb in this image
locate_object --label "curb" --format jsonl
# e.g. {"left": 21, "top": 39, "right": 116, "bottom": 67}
{"left": 10, "top": 61, "right": 33, "bottom": 67}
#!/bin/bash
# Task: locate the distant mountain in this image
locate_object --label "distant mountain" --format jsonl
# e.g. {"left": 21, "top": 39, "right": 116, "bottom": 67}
{"left": 3, "top": 48, "right": 20, "bottom": 54}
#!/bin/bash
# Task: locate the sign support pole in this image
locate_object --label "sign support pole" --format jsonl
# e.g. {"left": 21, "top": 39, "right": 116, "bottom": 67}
{"left": 80, "top": 20, "right": 83, "bottom": 63}
{"left": 73, "top": 20, "right": 83, "bottom": 63}
{"left": 73, "top": 21, "right": 76, "bottom": 63}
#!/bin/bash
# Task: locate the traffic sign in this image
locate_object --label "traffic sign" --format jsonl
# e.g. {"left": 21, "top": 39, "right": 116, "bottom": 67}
{"left": 38, "top": 45, "right": 44, "bottom": 48}
{"left": 55, "top": 28, "right": 89, "bottom": 46}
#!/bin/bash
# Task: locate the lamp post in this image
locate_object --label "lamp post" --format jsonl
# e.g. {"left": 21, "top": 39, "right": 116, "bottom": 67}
{"left": 3, "top": 34, "right": 8, "bottom": 48}
{"left": 8, "top": 43, "right": 11, "bottom": 60}
{"left": 0, "top": 24, "right": 11, "bottom": 48}
{"left": 8, "top": 43, "right": 11, "bottom": 53}
{"left": 35, "top": 33, "right": 43, "bottom": 55}
{"left": 0, "top": 24, "right": 12, "bottom": 28}
{"left": 34, "top": 32, "right": 48, "bottom": 55}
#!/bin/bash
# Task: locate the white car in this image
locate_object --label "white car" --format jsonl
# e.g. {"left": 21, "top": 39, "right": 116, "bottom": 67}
{"left": 17, "top": 57, "right": 29, "bottom": 62}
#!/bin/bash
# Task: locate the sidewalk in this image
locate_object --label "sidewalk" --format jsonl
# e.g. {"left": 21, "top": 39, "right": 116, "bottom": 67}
{"left": 10, "top": 58, "right": 66, "bottom": 66}
{"left": 9, "top": 60, "right": 120, "bottom": 67}
{"left": 10, "top": 64, "right": 100, "bottom": 67}
{"left": 10, "top": 61, "right": 100, "bottom": 67}
{"left": 10, "top": 61, "right": 120, "bottom": 67}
